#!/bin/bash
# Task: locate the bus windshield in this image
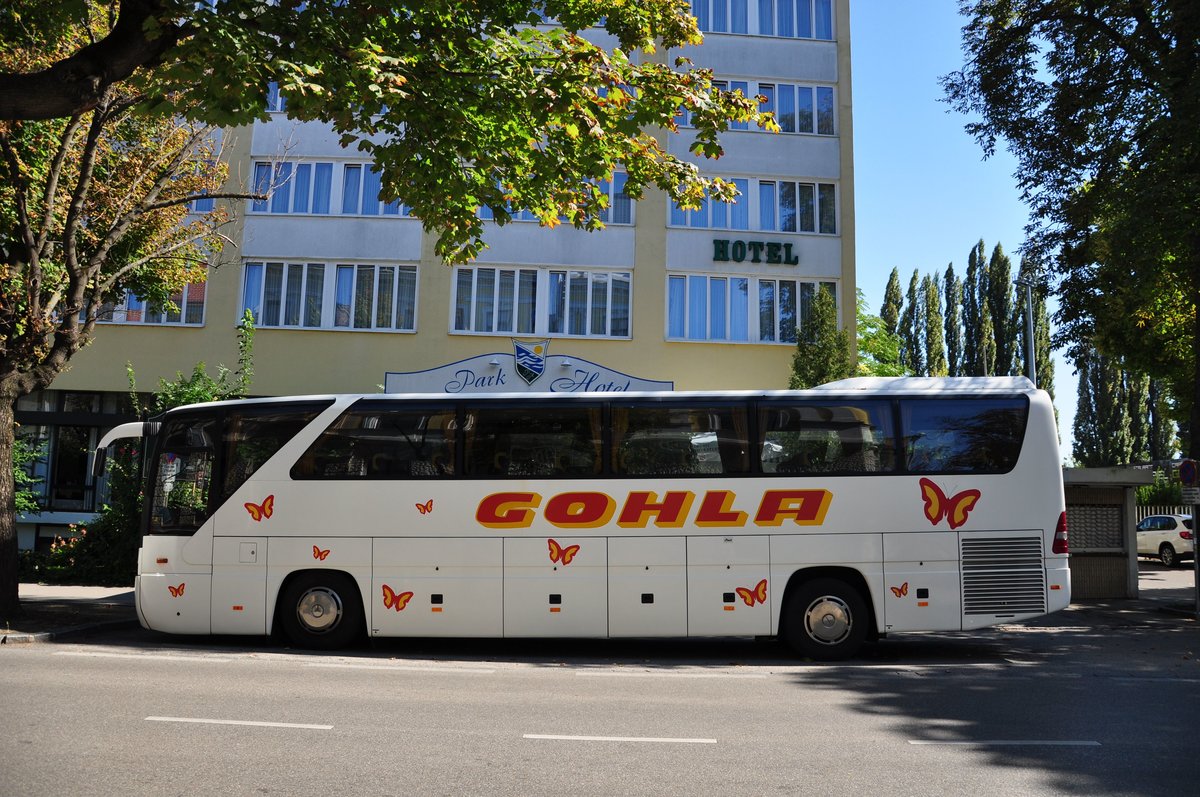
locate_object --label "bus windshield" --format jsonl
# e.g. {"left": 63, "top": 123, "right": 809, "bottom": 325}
{"left": 147, "top": 401, "right": 331, "bottom": 535}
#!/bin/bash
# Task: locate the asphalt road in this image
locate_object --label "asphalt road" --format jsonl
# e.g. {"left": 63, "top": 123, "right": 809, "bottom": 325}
{"left": 2, "top": 566, "right": 1198, "bottom": 797}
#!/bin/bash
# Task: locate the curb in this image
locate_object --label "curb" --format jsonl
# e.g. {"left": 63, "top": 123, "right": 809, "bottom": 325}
{"left": 1, "top": 617, "right": 140, "bottom": 645}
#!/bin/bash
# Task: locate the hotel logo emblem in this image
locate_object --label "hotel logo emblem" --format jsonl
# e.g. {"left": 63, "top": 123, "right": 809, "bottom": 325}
{"left": 513, "top": 339, "right": 549, "bottom": 385}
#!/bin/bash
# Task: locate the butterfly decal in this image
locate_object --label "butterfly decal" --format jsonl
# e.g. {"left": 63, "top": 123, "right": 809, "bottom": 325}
{"left": 548, "top": 538, "right": 581, "bottom": 566}
{"left": 245, "top": 495, "right": 275, "bottom": 522}
{"left": 312, "top": 546, "right": 331, "bottom": 561}
{"left": 890, "top": 582, "right": 909, "bottom": 598}
{"left": 167, "top": 582, "right": 185, "bottom": 598}
{"left": 381, "top": 585, "right": 414, "bottom": 612}
{"left": 735, "top": 579, "right": 768, "bottom": 607}
{"left": 918, "top": 478, "right": 980, "bottom": 530}
{"left": 415, "top": 499, "right": 433, "bottom": 515}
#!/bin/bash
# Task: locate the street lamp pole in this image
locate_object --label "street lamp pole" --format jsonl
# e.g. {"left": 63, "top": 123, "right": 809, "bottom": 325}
{"left": 1014, "top": 277, "right": 1037, "bottom": 388}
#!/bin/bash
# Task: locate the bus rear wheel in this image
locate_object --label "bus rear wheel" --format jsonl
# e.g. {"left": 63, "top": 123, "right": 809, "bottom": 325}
{"left": 279, "top": 572, "right": 364, "bottom": 650}
{"left": 782, "top": 577, "right": 869, "bottom": 661}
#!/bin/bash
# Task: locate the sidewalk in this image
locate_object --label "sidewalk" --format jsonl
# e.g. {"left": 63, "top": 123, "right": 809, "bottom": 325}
{"left": 2, "top": 583, "right": 137, "bottom": 644}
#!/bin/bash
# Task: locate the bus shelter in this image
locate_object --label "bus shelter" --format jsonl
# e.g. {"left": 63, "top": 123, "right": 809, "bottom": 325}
{"left": 1063, "top": 467, "right": 1153, "bottom": 599}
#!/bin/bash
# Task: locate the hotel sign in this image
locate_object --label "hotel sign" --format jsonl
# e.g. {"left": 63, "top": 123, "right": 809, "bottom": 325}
{"left": 712, "top": 239, "right": 800, "bottom": 265}
{"left": 385, "top": 345, "right": 674, "bottom": 395}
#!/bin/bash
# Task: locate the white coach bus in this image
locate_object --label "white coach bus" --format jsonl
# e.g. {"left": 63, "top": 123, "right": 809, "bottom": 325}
{"left": 96, "top": 376, "right": 1069, "bottom": 660}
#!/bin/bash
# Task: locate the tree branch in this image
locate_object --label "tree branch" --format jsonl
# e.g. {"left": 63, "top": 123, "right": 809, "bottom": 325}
{"left": 0, "top": 0, "right": 184, "bottom": 121}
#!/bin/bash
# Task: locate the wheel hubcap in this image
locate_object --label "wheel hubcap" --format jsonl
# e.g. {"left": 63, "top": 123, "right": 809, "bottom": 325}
{"left": 296, "top": 587, "right": 343, "bottom": 634}
{"left": 804, "top": 595, "right": 852, "bottom": 645}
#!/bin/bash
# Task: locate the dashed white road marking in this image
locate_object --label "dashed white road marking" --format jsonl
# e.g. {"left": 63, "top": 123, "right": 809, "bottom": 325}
{"left": 524, "top": 734, "right": 717, "bottom": 744}
{"left": 55, "top": 651, "right": 231, "bottom": 663}
{"left": 146, "top": 716, "right": 332, "bottom": 730}
{"left": 304, "top": 662, "right": 495, "bottom": 674}
{"left": 575, "top": 670, "right": 768, "bottom": 679}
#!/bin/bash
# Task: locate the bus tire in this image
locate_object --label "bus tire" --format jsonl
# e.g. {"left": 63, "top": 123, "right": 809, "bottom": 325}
{"left": 782, "top": 577, "right": 869, "bottom": 661}
{"left": 279, "top": 571, "right": 364, "bottom": 650}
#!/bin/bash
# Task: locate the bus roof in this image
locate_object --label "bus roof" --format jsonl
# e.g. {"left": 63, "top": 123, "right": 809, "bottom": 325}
{"left": 809, "top": 376, "right": 1036, "bottom": 394}
{"left": 161, "top": 377, "right": 1038, "bottom": 416}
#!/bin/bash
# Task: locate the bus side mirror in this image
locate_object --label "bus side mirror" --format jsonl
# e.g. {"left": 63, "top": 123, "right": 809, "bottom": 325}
{"left": 92, "top": 447, "right": 107, "bottom": 479}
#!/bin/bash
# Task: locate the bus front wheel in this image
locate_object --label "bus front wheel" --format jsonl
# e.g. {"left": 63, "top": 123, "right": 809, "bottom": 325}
{"left": 782, "top": 577, "right": 869, "bottom": 661}
{"left": 279, "top": 572, "right": 364, "bottom": 650}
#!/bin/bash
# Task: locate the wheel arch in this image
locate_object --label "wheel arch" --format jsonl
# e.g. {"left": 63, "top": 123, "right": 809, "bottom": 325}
{"left": 269, "top": 567, "right": 369, "bottom": 638}
{"left": 778, "top": 566, "right": 880, "bottom": 641}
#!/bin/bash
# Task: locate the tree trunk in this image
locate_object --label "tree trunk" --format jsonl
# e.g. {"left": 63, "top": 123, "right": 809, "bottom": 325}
{"left": 0, "top": 396, "right": 20, "bottom": 620}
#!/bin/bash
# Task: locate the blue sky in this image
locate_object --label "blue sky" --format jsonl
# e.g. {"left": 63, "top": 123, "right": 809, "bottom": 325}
{"left": 849, "top": 3, "right": 1078, "bottom": 456}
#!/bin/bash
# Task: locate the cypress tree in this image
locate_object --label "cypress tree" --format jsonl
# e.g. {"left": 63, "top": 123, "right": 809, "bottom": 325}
{"left": 943, "top": 263, "right": 963, "bottom": 377}
{"left": 923, "top": 274, "right": 947, "bottom": 376}
{"left": 1127, "top": 371, "right": 1151, "bottom": 463}
{"left": 1073, "top": 349, "right": 1133, "bottom": 466}
{"left": 789, "top": 286, "right": 852, "bottom": 388}
{"left": 962, "top": 240, "right": 985, "bottom": 375}
{"left": 987, "top": 243, "right": 1016, "bottom": 375}
{"left": 899, "top": 269, "right": 924, "bottom": 376}
{"left": 1148, "top": 380, "right": 1178, "bottom": 462}
{"left": 880, "top": 268, "right": 903, "bottom": 337}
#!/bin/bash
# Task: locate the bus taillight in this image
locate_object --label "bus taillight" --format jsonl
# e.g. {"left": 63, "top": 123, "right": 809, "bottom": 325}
{"left": 1052, "top": 512, "right": 1069, "bottom": 554}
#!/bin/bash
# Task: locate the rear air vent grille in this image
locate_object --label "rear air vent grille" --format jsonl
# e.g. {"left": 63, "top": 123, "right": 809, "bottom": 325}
{"left": 961, "top": 536, "right": 1046, "bottom": 616}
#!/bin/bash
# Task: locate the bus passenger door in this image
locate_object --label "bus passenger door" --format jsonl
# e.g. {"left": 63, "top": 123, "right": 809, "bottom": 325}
{"left": 608, "top": 536, "right": 687, "bottom": 637}
{"left": 503, "top": 536, "right": 607, "bottom": 637}
{"left": 211, "top": 536, "right": 267, "bottom": 634}
{"left": 882, "top": 532, "right": 962, "bottom": 632}
{"left": 687, "top": 535, "right": 772, "bottom": 636}
{"left": 372, "top": 537, "right": 503, "bottom": 637}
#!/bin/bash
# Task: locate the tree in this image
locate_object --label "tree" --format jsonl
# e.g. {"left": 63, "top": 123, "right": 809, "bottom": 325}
{"left": 855, "top": 290, "right": 906, "bottom": 377}
{"left": 2, "top": 1, "right": 765, "bottom": 262}
{"left": 986, "top": 242, "right": 1015, "bottom": 376}
{"left": 922, "top": 274, "right": 947, "bottom": 376}
{"left": 1073, "top": 349, "right": 1133, "bottom": 467}
{"left": 943, "top": 263, "right": 963, "bottom": 377}
{"left": 0, "top": 2, "right": 767, "bottom": 617}
{"left": 899, "top": 269, "right": 924, "bottom": 376}
{"left": 1014, "top": 256, "right": 1056, "bottom": 399}
{"left": 789, "top": 286, "right": 852, "bottom": 389}
{"left": 880, "top": 267, "right": 903, "bottom": 337}
{"left": 944, "top": 1, "right": 1200, "bottom": 457}
{"left": 1148, "top": 379, "right": 1178, "bottom": 462}
{"left": 962, "top": 240, "right": 985, "bottom": 375}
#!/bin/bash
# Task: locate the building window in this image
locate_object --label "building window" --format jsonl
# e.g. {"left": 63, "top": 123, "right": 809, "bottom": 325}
{"left": 478, "top": 173, "right": 633, "bottom": 226}
{"left": 757, "top": 0, "right": 833, "bottom": 39}
{"left": 759, "top": 180, "right": 837, "bottom": 234}
{"left": 668, "top": 275, "right": 836, "bottom": 344}
{"left": 252, "top": 161, "right": 335, "bottom": 214}
{"left": 693, "top": 0, "right": 835, "bottom": 39}
{"left": 452, "top": 267, "right": 631, "bottom": 339}
{"left": 670, "top": 178, "right": 836, "bottom": 234}
{"left": 14, "top": 390, "right": 141, "bottom": 518}
{"left": 98, "top": 279, "right": 207, "bottom": 326}
{"left": 266, "top": 81, "right": 288, "bottom": 113}
{"left": 679, "top": 81, "right": 834, "bottom": 136}
{"left": 692, "top": 0, "right": 749, "bottom": 33}
{"left": 242, "top": 261, "right": 416, "bottom": 331}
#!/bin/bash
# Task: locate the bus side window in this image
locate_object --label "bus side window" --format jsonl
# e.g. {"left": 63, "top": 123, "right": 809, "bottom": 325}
{"left": 464, "top": 404, "right": 601, "bottom": 477}
{"left": 612, "top": 404, "right": 749, "bottom": 476}
{"left": 291, "top": 403, "right": 456, "bottom": 479}
{"left": 900, "top": 398, "right": 1027, "bottom": 473}
{"left": 223, "top": 404, "right": 328, "bottom": 494}
{"left": 758, "top": 401, "right": 894, "bottom": 475}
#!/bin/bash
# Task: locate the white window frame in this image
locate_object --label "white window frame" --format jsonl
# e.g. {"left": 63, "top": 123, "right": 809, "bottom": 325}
{"left": 451, "top": 266, "right": 633, "bottom": 340}
{"left": 241, "top": 261, "right": 418, "bottom": 333}
{"left": 667, "top": 273, "right": 838, "bottom": 345}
